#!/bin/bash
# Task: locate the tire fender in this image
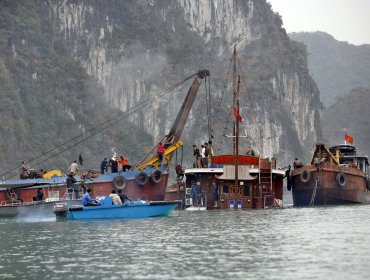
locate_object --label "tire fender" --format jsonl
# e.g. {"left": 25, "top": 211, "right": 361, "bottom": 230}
{"left": 112, "top": 175, "right": 127, "bottom": 190}
{"left": 151, "top": 169, "right": 162, "bottom": 184}
{"left": 136, "top": 171, "right": 149, "bottom": 186}
{"left": 300, "top": 170, "right": 311, "bottom": 183}
{"left": 336, "top": 172, "right": 346, "bottom": 187}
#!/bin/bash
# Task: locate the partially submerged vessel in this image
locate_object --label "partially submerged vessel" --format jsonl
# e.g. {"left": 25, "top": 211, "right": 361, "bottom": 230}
{"left": 165, "top": 46, "right": 288, "bottom": 209}
{"left": 54, "top": 197, "right": 178, "bottom": 221}
{"left": 290, "top": 142, "right": 370, "bottom": 206}
{"left": 0, "top": 70, "right": 210, "bottom": 215}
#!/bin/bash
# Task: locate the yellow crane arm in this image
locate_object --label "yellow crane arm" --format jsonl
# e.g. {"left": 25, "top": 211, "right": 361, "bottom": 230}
{"left": 134, "top": 140, "right": 184, "bottom": 170}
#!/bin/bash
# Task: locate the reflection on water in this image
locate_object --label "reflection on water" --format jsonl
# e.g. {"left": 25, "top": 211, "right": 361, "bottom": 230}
{"left": 1, "top": 204, "right": 370, "bottom": 280}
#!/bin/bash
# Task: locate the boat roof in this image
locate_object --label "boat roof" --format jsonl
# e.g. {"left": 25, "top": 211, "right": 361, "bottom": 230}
{"left": 0, "top": 177, "right": 67, "bottom": 189}
{"left": 185, "top": 167, "right": 286, "bottom": 176}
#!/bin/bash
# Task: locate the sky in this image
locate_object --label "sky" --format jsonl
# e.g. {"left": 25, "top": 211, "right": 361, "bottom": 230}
{"left": 267, "top": 0, "right": 370, "bottom": 45}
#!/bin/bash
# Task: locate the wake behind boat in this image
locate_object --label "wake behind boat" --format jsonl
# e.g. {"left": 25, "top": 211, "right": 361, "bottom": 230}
{"left": 54, "top": 197, "right": 178, "bottom": 221}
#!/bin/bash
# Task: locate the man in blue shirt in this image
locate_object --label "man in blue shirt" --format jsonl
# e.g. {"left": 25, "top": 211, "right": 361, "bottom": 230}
{"left": 82, "top": 188, "right": 98, "bottom": 206}
{"left": 35, "top": 188, "right": 45, "bottom": 201}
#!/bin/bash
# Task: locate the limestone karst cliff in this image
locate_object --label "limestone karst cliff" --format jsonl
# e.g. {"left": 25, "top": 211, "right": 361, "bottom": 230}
{"left": 0, "top": 0, "right": 321, "bottom": 175}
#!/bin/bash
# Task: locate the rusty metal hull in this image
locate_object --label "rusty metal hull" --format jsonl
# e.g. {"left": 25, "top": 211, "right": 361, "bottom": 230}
{"left": 291, "top": 163, "right": 370, "bottom": 206}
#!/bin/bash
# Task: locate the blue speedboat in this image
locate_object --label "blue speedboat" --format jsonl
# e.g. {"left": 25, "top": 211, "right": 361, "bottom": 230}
{"left": 54, "top": 196, "right": 178, "bottom": 220}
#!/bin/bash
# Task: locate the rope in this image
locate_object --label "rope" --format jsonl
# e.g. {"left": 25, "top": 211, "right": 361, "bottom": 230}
{"left": 309, "top": 176, "right": 319, "bottom": 206}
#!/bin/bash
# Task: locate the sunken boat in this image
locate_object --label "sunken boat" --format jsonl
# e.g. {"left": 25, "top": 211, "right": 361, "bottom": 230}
{"left": 165, "top": 46, "right": 288, "bottom": 210}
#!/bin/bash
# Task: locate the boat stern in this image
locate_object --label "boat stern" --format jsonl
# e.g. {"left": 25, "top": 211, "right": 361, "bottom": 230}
{"left": 53, "top": 203, "right": 69, "bottom": 221}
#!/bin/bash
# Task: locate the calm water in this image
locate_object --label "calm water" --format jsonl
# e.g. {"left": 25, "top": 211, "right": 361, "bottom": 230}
{"left": 1, "top": 202, "right": 370, "bottom": 280}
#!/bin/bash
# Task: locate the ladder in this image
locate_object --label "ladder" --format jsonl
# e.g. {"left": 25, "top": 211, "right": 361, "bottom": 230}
{"left": 259, "top": 158, "right": 272, "bottom": 196}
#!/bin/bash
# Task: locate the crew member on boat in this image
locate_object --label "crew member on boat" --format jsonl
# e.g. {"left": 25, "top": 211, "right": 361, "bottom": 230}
{"left": 293, "top": 158, "right": 304, "bottom": 169}
{"left": 157, "top": 142, "right": 165, "bottom": 166}
{"left": 66, "top": 173, "right": 78, "bottom": 199}
{"left": 100, "top": 157, "right": 108, "bottom": 174}
{"left": 109, "top": 189, "right": 122, "bottom": 205}
{"left": 82, "top": 188, "right": 98, "bottom": 206}
{"left": 117, "top": 189, "right": 130, "bottom": 203}
{"left": 35, "top": 188, "right": 45, "bottom": 201}
{"left": 20, "top": 161, "right": 30, "bottom": 179}
{"left": 68, "top": 160, "right": 79, "bottom": 176}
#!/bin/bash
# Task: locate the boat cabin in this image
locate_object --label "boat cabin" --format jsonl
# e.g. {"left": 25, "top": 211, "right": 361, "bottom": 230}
{"left": 329, "top": 145, "right": 369, "bottom": 175}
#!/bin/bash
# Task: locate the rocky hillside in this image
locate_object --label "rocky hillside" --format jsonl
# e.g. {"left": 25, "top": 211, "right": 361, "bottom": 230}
{"left": 289, "top": 31, "right": 370, "bottom": 106}
{"left": 321, "top": 88, "right": 370, "bottom": 157}
{"left": 0, "top": 0, "right": 322, "bottom": 177}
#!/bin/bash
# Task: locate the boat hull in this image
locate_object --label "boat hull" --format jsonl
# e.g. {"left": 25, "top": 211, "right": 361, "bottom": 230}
{"left": 55, "top": 201, "right": 178, "bottom": 220}
{"left": 0, "top": 199, "right": 82, "bottom": 218}
{"left": 291, "top": 163, "right": 370, "bottom": 206}
{"left": 0, "top": 167, "right": 169, "bottom": 206}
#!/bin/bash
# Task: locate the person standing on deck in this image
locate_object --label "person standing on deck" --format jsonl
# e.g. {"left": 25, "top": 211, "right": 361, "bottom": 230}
{"left": 293, "top": 158, "right": 303, "bottom": 169}
{"left": 66, "top": 173, "right": 78, "bottom": 199}
{"left": 157, "top": 142, "right": 165, "bottom": 166}
{"left": 100, "top": 157, "right": 108, "bottom": 174}
{"left": 68, "top": 160, "right": 79, "bottom": 176}
{"left": 246, "top": 146, "right": 255, "bottom": 156}
{"left": 192, "top": 145, "right": 198, "bottom": 167}
{"left": 195, "top": 148, "right": 201, "bottom": 168}
{"left": 20, "top": 161, "right": 30, "bottom": 179}
{"left": 110, "top": 155, "right": 119, "bottom": 173}
{"left": 119, "top": 156, "right": 130, "bottom": 172}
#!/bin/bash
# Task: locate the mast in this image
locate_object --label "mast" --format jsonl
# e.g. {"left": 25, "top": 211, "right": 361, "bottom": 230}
{"left": 233, "top": 45, "right": 241, "bottom": 209}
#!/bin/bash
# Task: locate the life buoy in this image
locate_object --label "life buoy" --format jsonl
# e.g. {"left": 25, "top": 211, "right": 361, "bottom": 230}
{"left": 336, "top": 173, "right": 346, "bottom": 187}
{"left": 151, "top": 169, "right": 162, "bottom": 184}
{"left": 136, "top": 171, "right": 149, "bottom": 186}
{"left": 112, "top": 175, "right": 127, "bottom": 190}
{"left": 300, "top": 170, "right": 311, "bottom": 183}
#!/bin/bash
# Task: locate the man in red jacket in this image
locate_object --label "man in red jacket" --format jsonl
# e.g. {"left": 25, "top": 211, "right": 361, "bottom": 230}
{"left": 157, "top": 142, "right": 165, "bottom": 166}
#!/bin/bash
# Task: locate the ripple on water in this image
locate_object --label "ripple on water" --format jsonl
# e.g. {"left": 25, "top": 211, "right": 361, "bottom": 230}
{"left": 1, "top": 205, "right": 370, "bottom": 279}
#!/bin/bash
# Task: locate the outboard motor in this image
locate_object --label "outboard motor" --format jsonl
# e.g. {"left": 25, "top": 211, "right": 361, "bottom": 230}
{"left": 53, "top": 203, "right": 69, "bottom": 221}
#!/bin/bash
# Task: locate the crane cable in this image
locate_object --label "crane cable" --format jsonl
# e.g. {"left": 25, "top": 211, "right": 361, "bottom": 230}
{"left": 1, "top": 72, "right": 200, "bottom": 179}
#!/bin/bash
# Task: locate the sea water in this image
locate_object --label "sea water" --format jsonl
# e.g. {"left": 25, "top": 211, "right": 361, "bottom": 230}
{"left": 1, "top": 198, "right": 370, "bottom": 279}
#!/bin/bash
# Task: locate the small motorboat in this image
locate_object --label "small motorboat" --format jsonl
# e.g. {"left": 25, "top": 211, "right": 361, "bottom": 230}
{"left": 54, "top": 196, "right": 179, "bottom": 220}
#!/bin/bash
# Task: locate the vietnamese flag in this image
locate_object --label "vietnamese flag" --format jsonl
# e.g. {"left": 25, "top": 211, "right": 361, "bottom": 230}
{"left": 344, "top": 133, "right": 354, "bottom": 144}
{"left": 233, "top": 107, "right": 242, "bottom": 122}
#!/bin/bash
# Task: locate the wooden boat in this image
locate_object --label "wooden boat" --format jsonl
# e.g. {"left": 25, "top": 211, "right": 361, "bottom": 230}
{"left": 53, "top": 197, "right": 178, "bottom": 220}
{"left": 290, "top": 143, "right": 370, "bottom": 206}
{"left": 0, "top": 70, "right": 210, "bottom": 210}
{"left": 165, "top": 47, "right": 288, "bottom": 209}
{"left": 166, "top": 155, "right": 287, "bottom": 209}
